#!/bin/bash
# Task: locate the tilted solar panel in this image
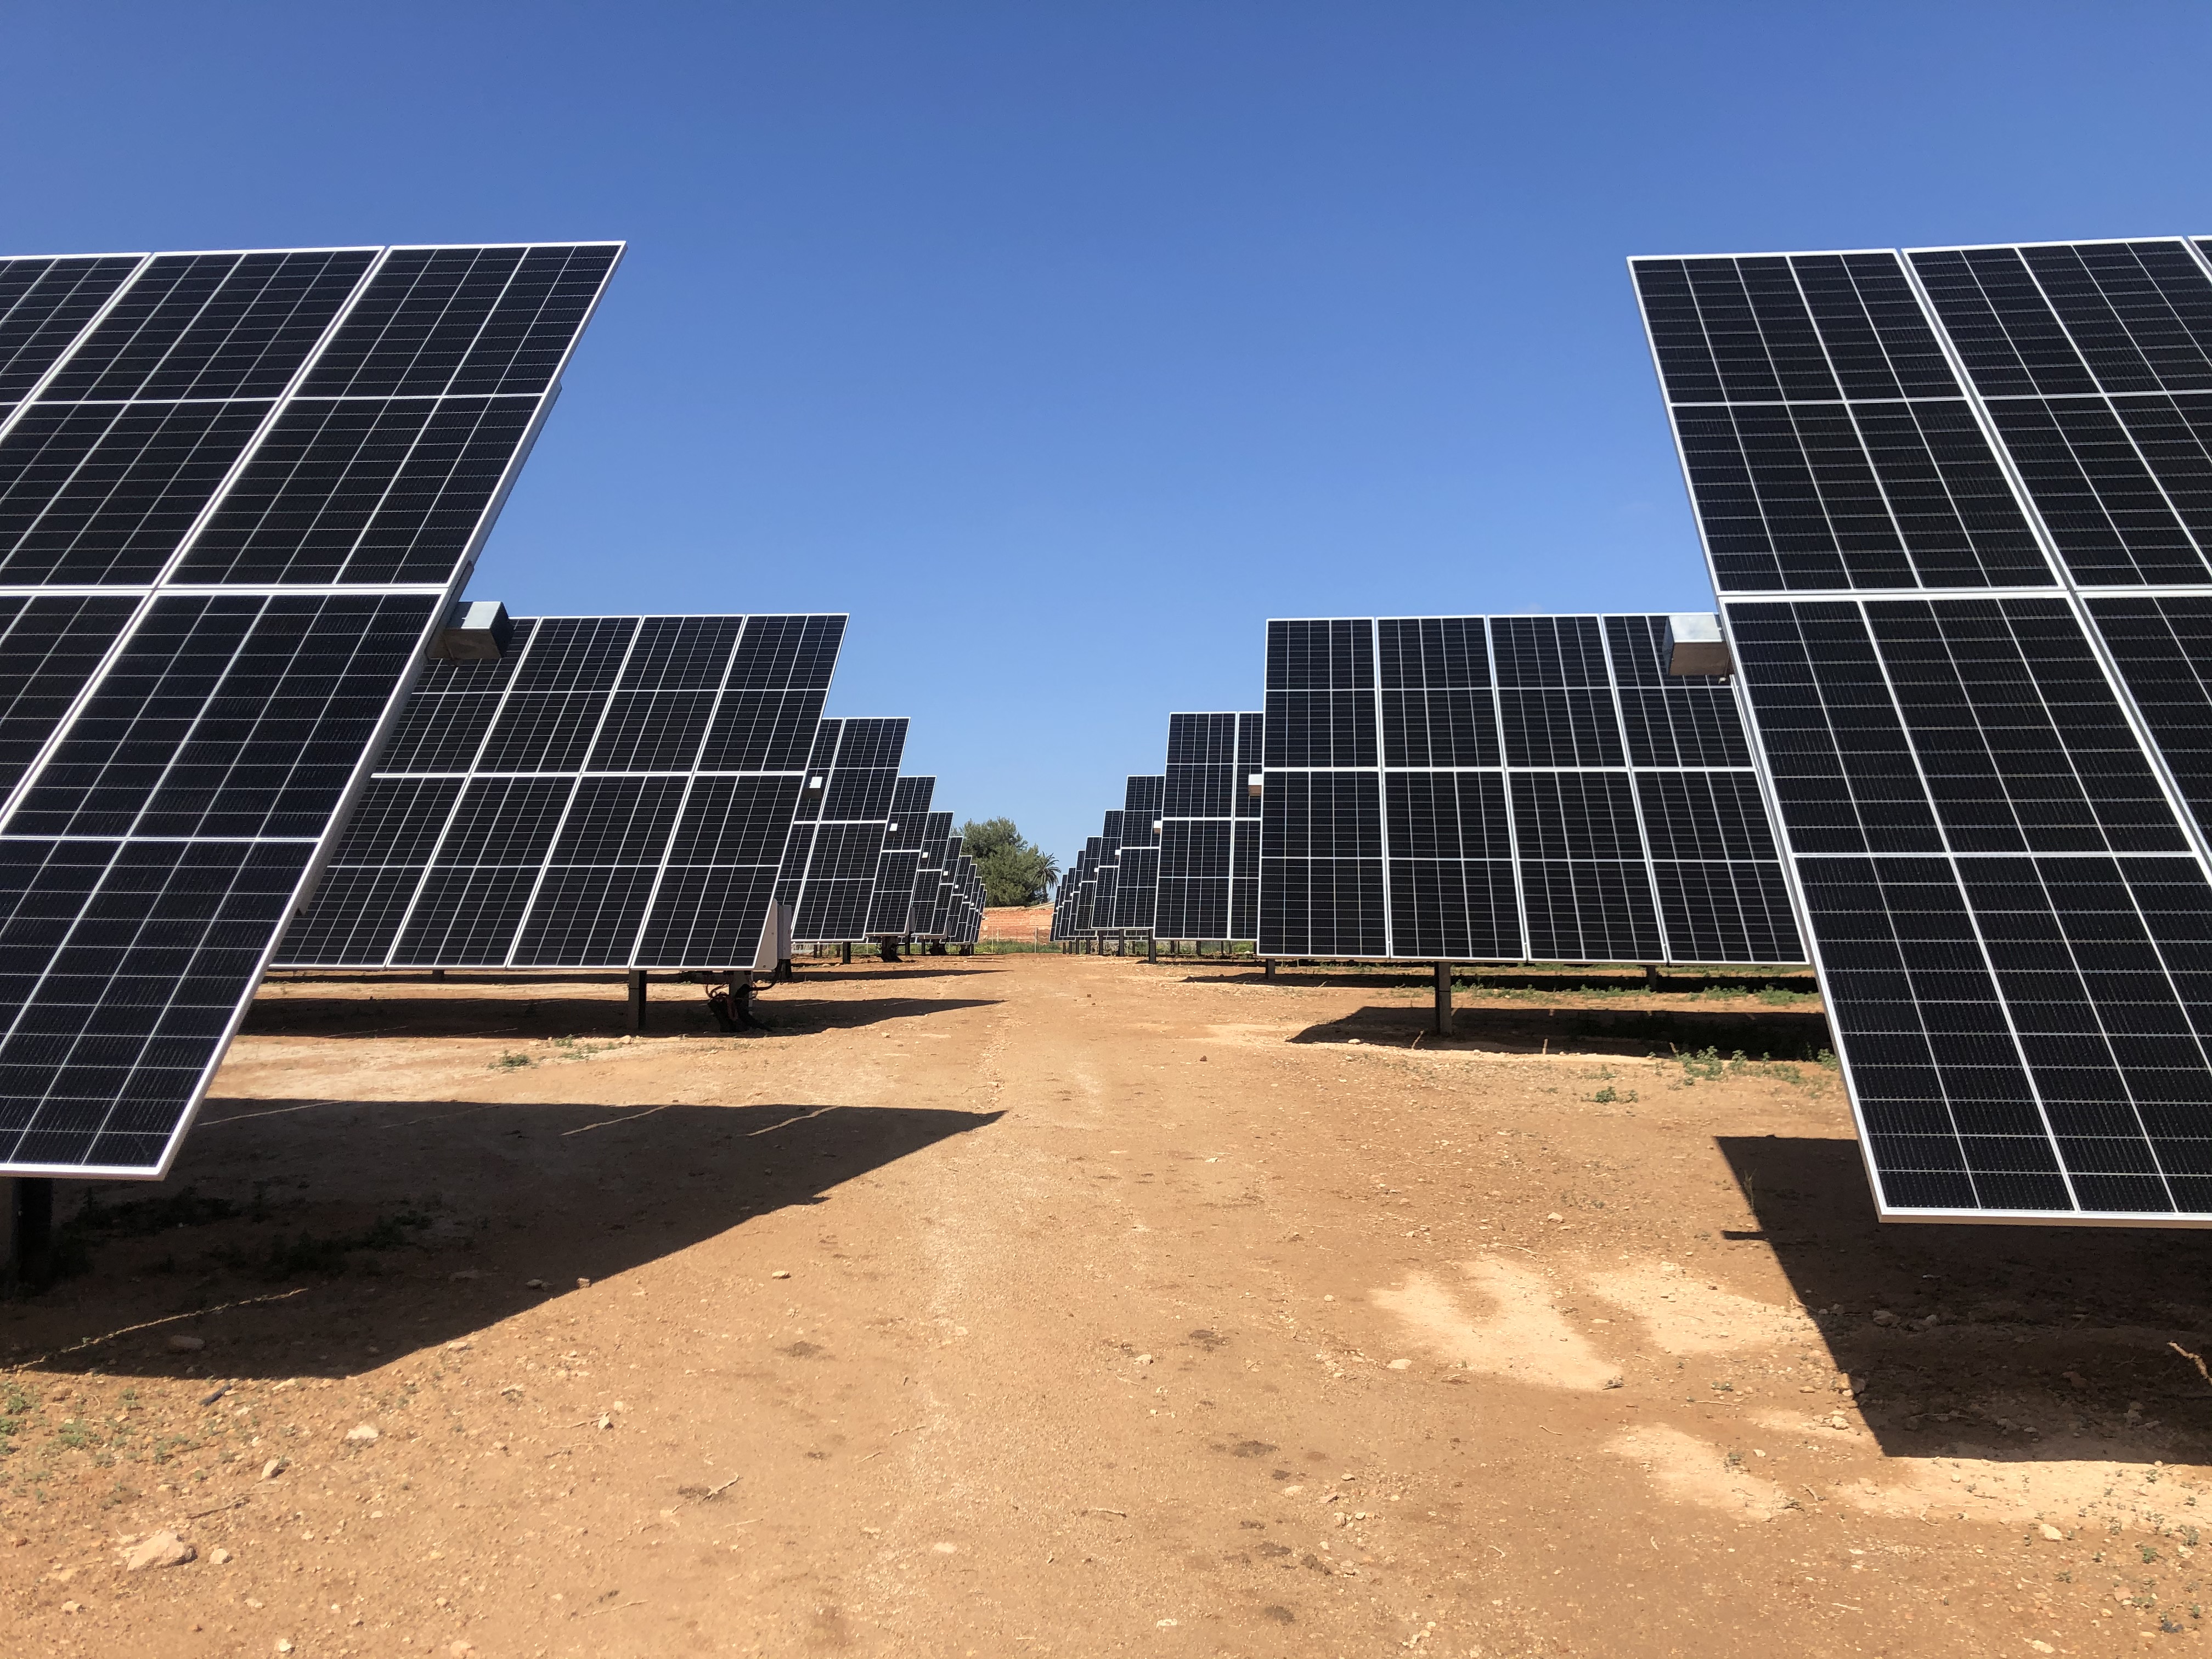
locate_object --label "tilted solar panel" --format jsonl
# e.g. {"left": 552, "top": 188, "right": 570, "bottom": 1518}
{"left": 275, "top": 612, "right": 843, "bottom": 970}
{"left": 906, "top": 810, "right": 955, "bottom": 938}
{"left": 0, "top": 242, "right": 620, "bottom": 1177}
{"left": 1634, "top": 235, "right": 2212, "bottom": 1225}
{"left": 775, "top": 716, "right": 906, "bottom": 944}
{"left": 1089, "top": 810, "right": 1126, "bottom": 935}
{"left": 866, "top": 775, "right": 934, "bottom": 936}
{"left": 1071, "top": 839, "right": 1102, "bottom": 935}
{"left": 1108, "top": 775, "right": 1165, "bottom": 931}
{"left": 1156, "top": 712, "right": 1262, "bottom": 941}
{"left": 926, "top": 833, "right": 966, "bottom": 939}
{"left": 1259, "top": 614, "right": 1802, "bottom": 966}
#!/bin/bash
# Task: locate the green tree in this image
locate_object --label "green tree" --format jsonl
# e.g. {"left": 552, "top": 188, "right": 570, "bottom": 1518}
{"left": 957, "top": 817, "right": 1060, "bottom": 906}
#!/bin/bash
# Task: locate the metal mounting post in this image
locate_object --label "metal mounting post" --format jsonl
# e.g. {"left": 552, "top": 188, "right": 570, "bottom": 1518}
{"left": 627, "top": 970, "right": 647, "bottom": 1033}
{"left": 842, "top": 941, "right": 853, "bottom": 964}
{"left": 1434, "top": 961, "right": 1453, "bottom": 1034}
{"left": 1645, "top": 963, "right": 1661, "bottom": 993}
{"left": 1146, "top": 934, "right": 1157, "bottom": 963}
{"left": 1264, "top": 958, "right": 1277, "bottom": 980}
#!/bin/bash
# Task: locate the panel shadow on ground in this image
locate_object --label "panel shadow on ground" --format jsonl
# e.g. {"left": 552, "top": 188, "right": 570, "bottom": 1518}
{"left": 4, "top": 1100, "right": 1001, "bottom": 1380}
{"left": 1718, "top": 1135, "right": 2212, "bottom": 1462}
{"left": 245, "top": 977, "right": 1000, "bottom": 1039}
{"left": 1288, "top": 1003, "right": 1834, "bottom": 1058}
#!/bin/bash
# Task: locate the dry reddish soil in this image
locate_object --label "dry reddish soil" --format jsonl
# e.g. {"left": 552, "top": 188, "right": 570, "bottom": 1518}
{"left": 5, "top": 953, "right": 2212, "bottom": 1658}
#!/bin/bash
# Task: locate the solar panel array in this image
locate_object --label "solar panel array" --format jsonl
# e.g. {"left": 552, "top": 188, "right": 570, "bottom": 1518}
{"left": 1155, "top": 712, "right": 1262, "bottom": 941}
{"left": 1089, "top": 810, "right": 1126, "bottom": 934}
{"left": 275, "top": 613, "right": 844, "bottom": 970}
{"left": 1634, "top": 234, "right": 2212, "bottom": 1224}
{"left": 1107, "top": 775, "right": 1164, "bottom": 930}
{"left": 0, "top": 242, "right": 619, "bottom": 1177}
{"left": 776, "top": 716, "right": 907, "bottom": 944}
{"left": 906, "top": 811, "right": 956, "bottom": 939}
{"left": 866, "top": 775, "right": 935, "bottom": 936}
{"left": 1257, "top": 614, "right": 1802, "bottom": 964}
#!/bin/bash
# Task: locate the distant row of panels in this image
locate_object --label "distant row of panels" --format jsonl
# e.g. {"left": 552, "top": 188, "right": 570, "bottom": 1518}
{"left": 1054, "top": 613, "right": 1803, "bottom": 967}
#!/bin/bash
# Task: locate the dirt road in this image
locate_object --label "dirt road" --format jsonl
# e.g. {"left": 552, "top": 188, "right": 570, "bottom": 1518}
{"left": 4, "top": 953, "right": 2211, "bottom": 1656}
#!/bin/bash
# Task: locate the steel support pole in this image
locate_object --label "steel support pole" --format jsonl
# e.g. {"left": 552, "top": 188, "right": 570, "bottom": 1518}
{"left": 1645, "top": 963, "right": 1661, "bottom": 993}
{"left": 627, "top": 969, "right": 647, "bottom": 1033}
{"left": 842, "top": 940, "right": 853, "bottom": 965}
{"left": 1434, "top": 961, "right": 1452, "bottom": 1034}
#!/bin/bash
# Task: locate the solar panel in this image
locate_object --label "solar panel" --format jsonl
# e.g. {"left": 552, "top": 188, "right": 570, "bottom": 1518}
{"left": 866, "top": 775, "right": 934, "bottom": 936}
{"left": 926, "top": 833, "right": 966, "bottom": 939}
{"left": 1633, "top": 235, "right": 2212, "bottom": 1225}
{"left": 1055, "top": 844, "right": 1097, "bottom": 940}
{"left": 0, "top": 242, "right": 620, "bottom": 1178}
{"left": 947, "top": 853, "right": 983, "bottom": 945}
{"left": 906, "top": 811, "right": 955, "bottom": 938}
{"left": 774, "top": 716, "right": 906, "bottom": 944}
{"left": 1259, "top": 614, "right": 1803, "bottom": 965}
{"left": 1156, "top": 712, "right": 1262, "bottom": 941}
{"left": 275, "top": 612, "right": 843, "bottom": 970}
{"left": 1108, "top": 775, "right": 1165, "bottom": 931}
{"left": 1090, "top": 810, "right": 1126, "bottom": 936}
{"left": 1072, "top": 838, "right": 1102, "bottom": 935}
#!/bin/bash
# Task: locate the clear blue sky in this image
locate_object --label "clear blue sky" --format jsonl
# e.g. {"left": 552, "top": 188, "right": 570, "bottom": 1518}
{"left": 9, "top": 3, "right": 2211, "bottom": 863}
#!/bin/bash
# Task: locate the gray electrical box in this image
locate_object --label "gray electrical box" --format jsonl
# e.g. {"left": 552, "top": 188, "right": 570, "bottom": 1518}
{"left": 1663, "top": 612, "right": 1731, "bottom": 676}
{"left": 431, "top": 600, "right": 514, "bottom": 662}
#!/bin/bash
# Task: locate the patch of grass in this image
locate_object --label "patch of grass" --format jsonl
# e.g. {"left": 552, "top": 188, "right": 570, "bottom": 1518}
{"left": 1676, "top": 1046, "right": 1835, "bottom": 1091}
{"left": 1756, "top": 986, "right": 1819, "bottom": 1007}
{"left": 549, "top": 1036, "right": 622, "bottom": 1062}
{"left": 1590, "top": 1086, "right": 1638, "bottom": 1104}
{"left": 489, "top": 1050, "right": 535, "bottom": 1070}
{"left": 1679, "top": 1046, "right": 1727, "bottom": 1083}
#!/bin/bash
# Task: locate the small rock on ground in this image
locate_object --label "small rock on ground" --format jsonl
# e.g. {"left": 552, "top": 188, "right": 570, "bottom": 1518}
{"left": 165, "top": 1334, "right": 205, "bottom": 1353}
{"left": 122, "top": 1531, "right": 195, "bottom": 1571}
{"left": 345, "top": 1424, "right": 379, "bottom": 1444}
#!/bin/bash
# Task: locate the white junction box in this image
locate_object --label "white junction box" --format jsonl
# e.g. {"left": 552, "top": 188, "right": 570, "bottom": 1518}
{"left": 1663, "top": 612, "right": 1731, "bottom": 676}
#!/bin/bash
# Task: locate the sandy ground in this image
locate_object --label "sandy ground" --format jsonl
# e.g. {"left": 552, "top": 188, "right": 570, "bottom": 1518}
{"left": 5, "top": 953, "right": 2212, "bottom": 1658}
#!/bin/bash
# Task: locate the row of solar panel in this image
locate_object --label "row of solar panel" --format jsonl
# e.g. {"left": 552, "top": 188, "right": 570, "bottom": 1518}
{"left": 1053, "top": 618, "right": 1805, "bottom": 966}
{"left": 273, "top": 628, "right": 979, "bottom": 968}
{"left": 1632, "top": 234, "right": 2212, "bottom": 1225}
{"left": 0, "top": 245, "right": 979, "bottom": 1181}
{"left": 0, "top": 243, "right": 630, "bottom": 1178}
